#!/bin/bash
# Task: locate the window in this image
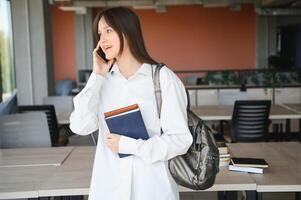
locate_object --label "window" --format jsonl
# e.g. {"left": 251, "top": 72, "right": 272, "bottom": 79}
{"left": 0, "top": 0, "right": 15, "bottom": 103}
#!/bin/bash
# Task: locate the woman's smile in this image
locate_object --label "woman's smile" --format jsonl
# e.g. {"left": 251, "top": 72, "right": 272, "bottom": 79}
{"left": 101, "top": 44, "right": 111, "bottom": 51}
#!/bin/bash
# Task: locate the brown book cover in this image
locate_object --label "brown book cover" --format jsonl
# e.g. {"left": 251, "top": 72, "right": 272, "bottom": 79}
{"left": 104, "top": 104, "right": 139, "bottom": 119}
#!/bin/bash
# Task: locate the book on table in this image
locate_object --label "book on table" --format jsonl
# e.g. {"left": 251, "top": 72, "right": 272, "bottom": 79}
{"left": 219, "top": 153, "right": 230, "bottom": 158}
{"left": 228, "top": 157, "right": 268, "bottom": 174}
{"left": 104, "top": 104, "right": 149, "bottom": 158}
{"left": 231, "top": 157, "right": 269, "bottom": 168}
{"left": 228, "top": 164, "right": 264, "bottom": 174}
{"left": 217, "top": 142, "right": 228, "bottom": 154}
{"left": 219, "top": 157, "right": 231, "bottom": 167}
{"left": 217, "top": 142, "right": 231, "bottom": 167}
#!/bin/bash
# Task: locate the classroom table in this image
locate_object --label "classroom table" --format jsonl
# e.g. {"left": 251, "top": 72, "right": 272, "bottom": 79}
{"left": 228, "top": 142, "right": 301, "bottom": 200}
{"left": 39, "top": 147, "right": 256, "bottom": 198}
{"left": 39, "top": 146, "right": 94, "bottom": 197}
{"left": 39, "top": 146, "right": 256, "bottom": 197}
{"left": 0, "top": 166, "right": 57, "bottom": 199}
{"left": 0, "top": 146, "right": 256, "bottom": 200}
{"left": 1, "top": 143, "right": 301, "bottom": 200}
{"left": 191, "top": 104, "right": 301, "bottom": 140}
{"left": 283, "top": 104, "right": 301, "bottom": 114}
{"left": 0, "top": 146, "right": 77, "bottom": 199}
{"left": 191, "top": 104, "right": 301, "bottom": 121}
{"left": 0, "top": 146, "right": 74, "bottom": 167}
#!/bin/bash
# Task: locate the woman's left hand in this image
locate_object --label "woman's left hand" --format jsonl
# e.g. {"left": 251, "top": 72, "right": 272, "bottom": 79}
{"left": 106, "top": 133, "right": 121, "bottom": 153}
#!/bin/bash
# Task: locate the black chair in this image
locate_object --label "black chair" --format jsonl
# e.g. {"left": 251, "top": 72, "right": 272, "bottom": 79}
{"left": 231, "top": 100, "right": 271, "bottom": 143}
{"left": 18, "top": 105, "right": 60, "bottom": 146}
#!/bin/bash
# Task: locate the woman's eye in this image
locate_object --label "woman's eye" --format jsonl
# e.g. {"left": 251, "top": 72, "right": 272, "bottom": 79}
{"left": 107, "top": 29, "right": 112, "bottom": 33}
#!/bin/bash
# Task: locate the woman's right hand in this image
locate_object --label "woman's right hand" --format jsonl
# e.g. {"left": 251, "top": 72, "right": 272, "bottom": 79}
{"left": 92, "top": 41, "right": 114, "bottom": 76}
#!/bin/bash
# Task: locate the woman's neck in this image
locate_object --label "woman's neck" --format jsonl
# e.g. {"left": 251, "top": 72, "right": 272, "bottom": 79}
{"left": 116, "top": 51, "right": 142, "bottom": 79}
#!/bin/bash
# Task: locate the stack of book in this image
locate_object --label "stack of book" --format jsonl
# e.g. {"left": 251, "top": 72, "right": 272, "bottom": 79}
{"left": 229, "top": 157, "right": 269, "bottom": 174}
{"left": 217, "top": 142, "right": 231, "bottom": 167}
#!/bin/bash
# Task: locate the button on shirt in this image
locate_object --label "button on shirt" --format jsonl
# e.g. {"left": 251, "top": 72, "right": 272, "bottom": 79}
{"left": 69, "top": 63, "right": 193, "bottom": 200}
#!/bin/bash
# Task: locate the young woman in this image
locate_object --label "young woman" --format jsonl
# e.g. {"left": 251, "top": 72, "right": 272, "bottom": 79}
{"left": 70, "top": 7, "right": 192, "bottom": 200}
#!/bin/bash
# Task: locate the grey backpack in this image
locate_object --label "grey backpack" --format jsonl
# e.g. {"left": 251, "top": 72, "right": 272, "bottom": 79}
{"left": 152, "top": 63, "right": 219, "bottom": 190}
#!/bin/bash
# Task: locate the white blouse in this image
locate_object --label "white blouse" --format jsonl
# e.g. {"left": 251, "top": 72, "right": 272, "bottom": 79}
{"left": 69, "top": 63, "right": 193, "bottom": 200}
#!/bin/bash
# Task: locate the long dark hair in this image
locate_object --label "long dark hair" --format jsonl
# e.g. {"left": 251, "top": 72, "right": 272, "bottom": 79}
{"left": 93, "top": 7, "right": 157, "bottom": 65}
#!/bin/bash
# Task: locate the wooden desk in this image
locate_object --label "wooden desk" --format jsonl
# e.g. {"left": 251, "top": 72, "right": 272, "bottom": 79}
{"left": 228, "top": 142, "right": 301, "bottom": 193}
{"left": 283, "top": 104, "right": 301, "bottom": 114}
{"left": 179, "top": 167, "right": 256, "bottom": 192}
{"left": 2, "top": 144, "right": 300, "bottom": 199}
{"left": 0, "top": 146, "right": 75, "bottom": 199}
{"left": 38, "top": 146, "right": 255, "bottom": 196}
{"left": 0, "top": 166, "right": 56, "bottom": 199}
{"left": 0, "top": 147, "right": 74, "bottom": 167}
{"left": 191, "top": 104, "right": 301, "bottom": 121}
{"left": 39, "top": 147, "right": 256, "bottom": 198}
{"left": 39, "top": 147, "right": 94, "bottom": 197}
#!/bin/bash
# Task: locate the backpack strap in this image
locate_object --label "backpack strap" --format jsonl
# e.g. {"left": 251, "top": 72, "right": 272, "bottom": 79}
{"left": 152, "top": 63, "right": 190, "bottom": 116}
{"left": 152, "top": 63, "right": 191, "bottom": 136}
{"left": 152, "top": 63, "right": 165, "bottom": 118}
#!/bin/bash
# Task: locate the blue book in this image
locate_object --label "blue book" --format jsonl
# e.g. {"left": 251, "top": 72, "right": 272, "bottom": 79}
{"left": 104, "top": 104, "right": 149, "bottom": 158}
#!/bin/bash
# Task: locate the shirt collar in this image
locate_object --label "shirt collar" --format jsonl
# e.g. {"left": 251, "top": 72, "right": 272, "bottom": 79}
{"left": 110, "top": 63, "right": 153, "bottom": 77}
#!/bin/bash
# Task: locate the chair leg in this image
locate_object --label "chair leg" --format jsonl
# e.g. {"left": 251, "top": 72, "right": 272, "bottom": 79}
{"left": 225, "top": 191, "right": 237, "bottom": 200}
{"left": 299, "top": 119, "right": 301, "bottom": 143}
{"left": 218, "top": 191, "right": 225, "bottom": 200}
{"left": 274, "top": 123, "right": 285, "bottom": 141}
{"left": 257, "top": 192, "right": 263, "bottom": 200}
{"left": 54, "top": 196, "right": 84, "bottom": 200}
{"left": 272, "top": 124, "right": 280, "bottom": 141}
{"left": 220, "top": 120, "right": 224, "bottom": 136}
{"left": 217, "top": 191, "right": 238, "bottom": 200}
{"left": 91, "top": 133, "right": 97, "bottom": 146}
{"left": 285, "top": 119, "right": 291, "bottom": 141}
{"left": 54, "top": 196, "right": 77, "bottom": 200}
{"left": 246, "top": 191, "right": 257, "bottom": 200}
{"left": 279, "top": 124, "right": 285, "bottom": 141}
{"left": 295, "top": 192, "right": 300, "bottom": 200}
{"left": 70, "top": 196, "right": 84, "bottom": 200}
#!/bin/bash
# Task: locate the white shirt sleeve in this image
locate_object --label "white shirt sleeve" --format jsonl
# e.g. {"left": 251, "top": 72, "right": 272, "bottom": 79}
{"left": 69, "top": 72, "right": 105, "bottom": 135}
{"left": 118, "top": 67, "right": 193, "bottom": 164}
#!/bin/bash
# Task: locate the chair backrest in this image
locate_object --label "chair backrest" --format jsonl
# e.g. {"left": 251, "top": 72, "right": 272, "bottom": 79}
{"left": 231, "top": 100, "right": 271, "bottom": 142}
{"left": 18, "top": 105, "right": 59, "bottom": 146}
{"left": 0, "top": 112, "right": 51, "bottom": 148}
{"left": 43, "top": 96, "right": 74, "bottom": 113}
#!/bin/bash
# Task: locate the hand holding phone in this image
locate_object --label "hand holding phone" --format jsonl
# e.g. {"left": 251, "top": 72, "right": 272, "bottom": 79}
{"left": 93, "top": 41, "right": 114, "bottom": 76}
{"left": 96, "top": 46, "right": 109, "bottom": 63}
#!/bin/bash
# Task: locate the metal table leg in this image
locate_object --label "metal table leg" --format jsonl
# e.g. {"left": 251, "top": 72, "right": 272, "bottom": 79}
{"left": 246, "top": 191, "right": 257, "bottom": 200}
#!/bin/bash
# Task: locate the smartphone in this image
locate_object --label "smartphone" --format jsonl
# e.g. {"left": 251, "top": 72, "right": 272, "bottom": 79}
{"left": 96, "top": 47, "right": 109, "bottom": 63}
